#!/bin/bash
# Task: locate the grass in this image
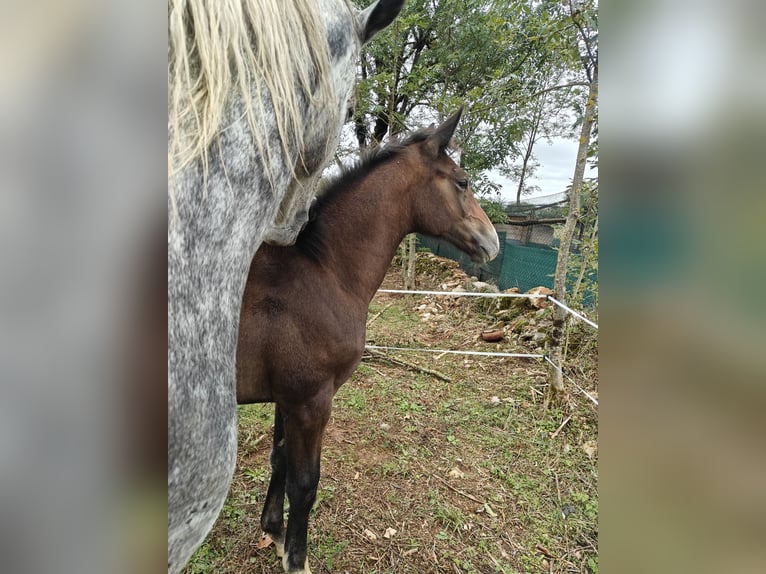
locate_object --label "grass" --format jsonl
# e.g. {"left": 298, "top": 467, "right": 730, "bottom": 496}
{"left": 183, "top": 257, "right": 598, "bottom": 574}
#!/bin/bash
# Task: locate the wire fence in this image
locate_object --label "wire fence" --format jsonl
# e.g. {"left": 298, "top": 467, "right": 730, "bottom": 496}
{"left": 366, "top": 289, "right": 598, "bottom": 405}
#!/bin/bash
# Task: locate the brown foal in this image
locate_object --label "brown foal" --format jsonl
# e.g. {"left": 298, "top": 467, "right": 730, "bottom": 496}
{"left": 236, "top": 108, "right": 499, "bottom": 573}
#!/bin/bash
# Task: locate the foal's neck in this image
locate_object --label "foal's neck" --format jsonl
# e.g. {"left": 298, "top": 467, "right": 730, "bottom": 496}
{"left": 320, "top": 159, "right": 417, "bottom": 304}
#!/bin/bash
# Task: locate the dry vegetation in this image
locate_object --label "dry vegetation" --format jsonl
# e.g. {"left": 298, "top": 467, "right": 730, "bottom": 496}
{"left": 184, "top": 253, "right": 598, "bottom": 574}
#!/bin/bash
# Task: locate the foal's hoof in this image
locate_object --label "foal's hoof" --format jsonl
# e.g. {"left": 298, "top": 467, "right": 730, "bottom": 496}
{"left": 272, "top": 534, "right": 285, "bottom": 558}
{"left": 282, "top": 554, "right": 311, "bottom": 574}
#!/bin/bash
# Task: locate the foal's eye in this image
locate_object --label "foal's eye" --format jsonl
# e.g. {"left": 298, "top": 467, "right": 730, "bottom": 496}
{"left": 455, "top": 179, "right": 469, "bottom": 191}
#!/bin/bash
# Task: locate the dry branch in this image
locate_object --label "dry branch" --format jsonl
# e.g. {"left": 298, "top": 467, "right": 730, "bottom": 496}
{"left": 430, "top": 473, "right": 485, "bottom": 505}
{"left": 363, "top": 347, "right": 453, "bottom": 382}
{"left": 366, "top": 302, "right": 394, "bottom": 327}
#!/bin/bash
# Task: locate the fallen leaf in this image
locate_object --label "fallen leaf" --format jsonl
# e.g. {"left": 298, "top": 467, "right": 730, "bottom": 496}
{"left": 363, "top": 528, "right": 377, "bottom": 541}
{"left": 383, "top": 527, "right": 397, "bottom": 539}
{"left": 256, "top": 534, "right": 273, "bottom": 550}
{"left": 582, "top": 440, "right": 598, "bottom": 459}
{"left": 448, "top": 467, "right": 465, "bottom": 479}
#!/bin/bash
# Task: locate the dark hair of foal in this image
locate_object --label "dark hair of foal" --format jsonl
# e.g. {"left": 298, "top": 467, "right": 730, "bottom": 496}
{"left": 296, "top": 128, "right": 435, "bottom": 261}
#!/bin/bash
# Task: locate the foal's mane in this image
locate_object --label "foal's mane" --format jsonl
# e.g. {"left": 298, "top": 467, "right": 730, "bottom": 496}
{"left": 296, "top": 127, "right": 436, "bottom": 261}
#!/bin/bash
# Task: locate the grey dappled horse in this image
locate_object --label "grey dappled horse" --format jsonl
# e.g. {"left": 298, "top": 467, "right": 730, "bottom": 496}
{"left": 167, "top": 1, "right": 404, "bottom": 572}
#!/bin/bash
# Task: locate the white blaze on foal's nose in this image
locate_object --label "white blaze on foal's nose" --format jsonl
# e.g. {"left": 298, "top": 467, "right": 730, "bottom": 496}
{"left": 485, "top": 228, "right": 500, "bottom": 260}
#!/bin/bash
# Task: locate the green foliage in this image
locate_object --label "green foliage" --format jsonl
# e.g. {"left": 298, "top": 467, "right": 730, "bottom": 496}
{"left": 478, "top": 197, "right": 508, "bottom": 224}
{"left": 351, "top": 0, "right": 592, "bottom": 174}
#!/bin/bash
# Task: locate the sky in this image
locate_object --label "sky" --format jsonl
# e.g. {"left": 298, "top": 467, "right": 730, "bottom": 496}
{"left": 489, "top": 136, "right": 581, "bottom": 205}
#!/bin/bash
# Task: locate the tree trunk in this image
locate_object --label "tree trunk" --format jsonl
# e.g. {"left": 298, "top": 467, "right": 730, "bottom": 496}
{"left": 547, "top": 70, "right": 598, "bottom": 396}
{"left": 516, "top": 92, "right": 546, "bottom": 205}
{"left": 564, "top": 217, "right": 598, "bottom": 365}
{"left": 402, "top": 233, "right": 417, "bottom": 290}
{"left": 570, "top": 217, "right": 598, "bottom": 312}
{"left": 355, "top": 56, "right": 370, "bottom": 150}
{"left": 516, "top": 117, "right": 539, "bottom": 204}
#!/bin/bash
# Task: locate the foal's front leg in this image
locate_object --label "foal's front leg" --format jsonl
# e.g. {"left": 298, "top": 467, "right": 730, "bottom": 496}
{"left": 281, "top": 398, "right": 332, "bottom": 574}
{"left": 261, "top": 405, "right": 288, "bottom": 557}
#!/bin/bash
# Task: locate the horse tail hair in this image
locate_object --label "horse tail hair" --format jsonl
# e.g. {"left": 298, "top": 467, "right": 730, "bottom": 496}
{"left": 168, "top": 0, "right": 335, "bottom": 189}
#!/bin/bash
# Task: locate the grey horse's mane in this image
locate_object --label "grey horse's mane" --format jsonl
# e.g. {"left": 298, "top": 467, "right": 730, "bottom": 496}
{"left": 168, "top": 0, "right": 340, "bottom": 188}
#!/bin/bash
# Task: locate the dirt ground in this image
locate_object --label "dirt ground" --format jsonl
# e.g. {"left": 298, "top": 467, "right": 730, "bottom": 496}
{"left": 184, "top": 254, "right": 598, "bottom": 574}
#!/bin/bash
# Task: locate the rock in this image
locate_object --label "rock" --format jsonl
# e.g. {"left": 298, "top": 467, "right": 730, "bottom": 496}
{"left": 526, "top": 286, "right": 554, "bottom": 309}
{"left": 532, "top": 332, "right": 547, "bottom": 343}
{"left": 470, "top": 281, "right": 499, "bottom": 293}
{"left": 481, "top": 328, "right": 505, "bottom": 342}
{"left": 383, "top": 527, "right": 397, "bottom": 539}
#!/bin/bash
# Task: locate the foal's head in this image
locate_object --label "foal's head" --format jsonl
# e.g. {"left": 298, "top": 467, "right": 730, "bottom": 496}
{"left": 406, "top": 109, "right": 500, "bottom": 263}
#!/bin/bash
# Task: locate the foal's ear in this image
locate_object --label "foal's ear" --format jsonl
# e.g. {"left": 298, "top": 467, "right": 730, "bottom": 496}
{"left": 358, "top": 0, "right": 406, "bottom": 44}
{"left": 425, "top": 107, "right": 464, "bottom": 158}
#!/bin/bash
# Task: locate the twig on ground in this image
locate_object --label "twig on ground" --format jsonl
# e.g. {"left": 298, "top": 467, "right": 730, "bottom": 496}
{"left": 363, "top": 348, "right": 453, "bottom": 382}
{"left": 367, "top": 302, "right": 394, "bottom": 327}
{"left": 430, "top": 473, "right": 485, "bottom": 505}
{"left": 550, "top": 415, "right": 572, "bottom": 439}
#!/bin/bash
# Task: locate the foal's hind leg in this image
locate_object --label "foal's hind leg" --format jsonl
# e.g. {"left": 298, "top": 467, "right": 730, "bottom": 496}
{"left": 261, "top": 405, "right": 287, "bottom": 557}
{"left": 281, "top": 397, "right": 332, "bottom": 574}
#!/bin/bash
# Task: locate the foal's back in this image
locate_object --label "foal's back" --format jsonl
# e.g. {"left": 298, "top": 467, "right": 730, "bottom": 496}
{"left": 236, "top": 245, "right": 367, "bottom": 405}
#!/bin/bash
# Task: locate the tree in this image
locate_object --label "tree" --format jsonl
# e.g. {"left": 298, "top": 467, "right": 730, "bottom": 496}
{"left": 546, "top": 0, "right": 598, "bottom": 397}
{"left": 351, "top": 0, "right": 587, "bottom": 200}
{"left": 347, "top": 0, "right": 597, "bottom": 308}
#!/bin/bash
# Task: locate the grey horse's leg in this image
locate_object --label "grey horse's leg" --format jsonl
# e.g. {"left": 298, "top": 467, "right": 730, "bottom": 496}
{"left": 261, "top": 405, "right": 288, "bottom": 556}
{"left": 281, "top": 399, "right": 331, "bottom": 574}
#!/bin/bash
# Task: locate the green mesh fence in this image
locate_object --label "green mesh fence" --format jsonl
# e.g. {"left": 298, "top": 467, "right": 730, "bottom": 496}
{"left": 417, "top": 232, "right": 555, "bottom": 292}
{"left": 498, "top": 240, "right": 558, "bottom": 292}
{"left": 416, "top": 233, "right": 505, "bottom": 284}
{"left": 417, "top": 232, "right": 597, "bottom": 307}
